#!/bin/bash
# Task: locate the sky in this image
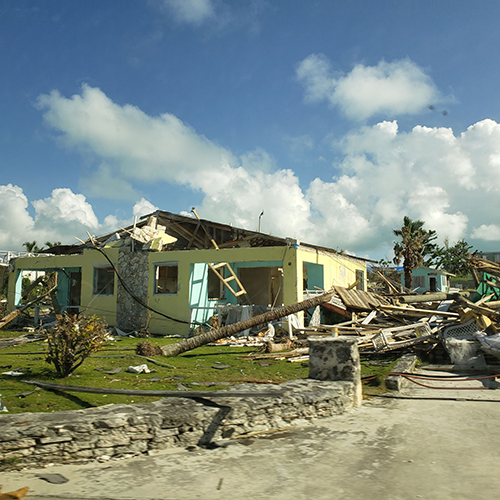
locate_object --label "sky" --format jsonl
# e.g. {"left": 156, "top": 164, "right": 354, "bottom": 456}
{"left": 2, "top": 0, "right": 500, "bottom": 260}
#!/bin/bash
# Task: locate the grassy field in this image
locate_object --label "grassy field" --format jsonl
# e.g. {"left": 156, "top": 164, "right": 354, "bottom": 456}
{"left": 0, "top": 330, "right": 395, "bottom": 414}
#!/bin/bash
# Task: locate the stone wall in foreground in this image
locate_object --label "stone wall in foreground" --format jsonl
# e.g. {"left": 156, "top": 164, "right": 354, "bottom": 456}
{"left": 0, "top": 379, "right": 355, "bottom": 466}
{"left": 0, "top": 337, "right": 362, "bottom": 467}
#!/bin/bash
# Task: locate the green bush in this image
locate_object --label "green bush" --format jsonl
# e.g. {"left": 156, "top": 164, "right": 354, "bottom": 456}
{"left": 46, "top": 314, "right": 108, "bottom": 377}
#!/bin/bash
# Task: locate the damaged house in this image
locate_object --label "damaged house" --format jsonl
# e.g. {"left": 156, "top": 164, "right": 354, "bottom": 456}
{"left": 399, "top": 266, "right": 453, "bottom": 294}
{"left": 6, "top": 210, "right": 368, "bottom": 336}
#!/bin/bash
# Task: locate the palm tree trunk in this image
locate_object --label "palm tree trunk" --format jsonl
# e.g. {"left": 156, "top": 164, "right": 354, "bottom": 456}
{"left": 404, "top": 266, "right": 413, "bottom": 291}
{"left": 161, "top": 290, "right": 335, "bottom": 356}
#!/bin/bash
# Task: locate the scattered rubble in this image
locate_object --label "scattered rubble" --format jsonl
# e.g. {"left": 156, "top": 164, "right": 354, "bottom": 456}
{"left": 213, "top": 256, "right": 500, "bottom": 368}
{"left": 288, "top": 256, "right": 500, "bottom": 367}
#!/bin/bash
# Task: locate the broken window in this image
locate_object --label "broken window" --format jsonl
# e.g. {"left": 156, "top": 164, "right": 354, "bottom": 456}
{"left": 93, "top": 266, "right": 115, "bottom": 296}
{"left": 155, "top": 263, "right": 178, "bottom": 294}
{"left": 412, "top": 276, "right": 425, "bottom": 288}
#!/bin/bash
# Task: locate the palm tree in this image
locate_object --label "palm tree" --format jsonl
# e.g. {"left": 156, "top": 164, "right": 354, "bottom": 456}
{"left": 44, "top": 241, "right": 61, "bottom": 250}
{"left": 393, "top": 217, "right": 436, "bottom": 291}
{"left": 161, "top": 290, "right": 335, "bottom": 356}
{"left": 23, "top": 241, "right": 43, "bottom": 253}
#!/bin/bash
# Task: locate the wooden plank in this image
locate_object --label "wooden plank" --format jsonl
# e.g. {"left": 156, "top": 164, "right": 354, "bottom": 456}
{"left": 186, "top": 222, "right": 201, "bottom": 248}
{"left": 170, "top": 221, "right": 205, "bottom": 248}
{"left": 361, "top": 310, "right": 377, "bottom": 325}
{"left": 334, "top": 286, "right": 388, "bottom": 310}
{"left": 208, "top": 263, "right": 247, "bottom": 298}
{"left": 456, "top": 296, "right": 500, "bottom": 320}
{"left": 0, "top": 284, "right": 58, "bottom": 329}
{"left": 0, "top": 309, "right": 21, "bottom": 329}
{"left": 376, "top": 270, "right": 400, "bottom": 294}
{"left": 21, "top": 275, "right": 46, "bottom": 299}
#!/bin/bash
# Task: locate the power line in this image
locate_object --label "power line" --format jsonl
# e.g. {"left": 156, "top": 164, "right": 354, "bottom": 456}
{"left": 86, "top": 243, "right": 207, "bottom": 327}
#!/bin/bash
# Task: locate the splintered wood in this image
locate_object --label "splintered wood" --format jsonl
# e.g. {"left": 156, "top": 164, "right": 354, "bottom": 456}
{"left": 299, "top": 277, "right": 500, "bottom": 357}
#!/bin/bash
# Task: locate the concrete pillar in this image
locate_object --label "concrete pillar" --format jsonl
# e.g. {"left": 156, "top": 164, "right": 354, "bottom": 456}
{"left": 308, "top": 337, "right": 362, "bottom": 407}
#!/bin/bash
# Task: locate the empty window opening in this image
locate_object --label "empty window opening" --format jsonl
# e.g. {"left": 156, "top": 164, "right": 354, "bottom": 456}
{"left": 155, "top": 263, "right": 178, "bottom": 294}
{"left": 207, "top": 268, "right": 224, "bottom": 300}
{"left": 355, "top": 270, "right": 365, "bottom": 291}
{"left": 238, "top": 267, "right": 284, "bottom": 307}
{"left": 93, "top": 266, "right": 115, "bottom": 296}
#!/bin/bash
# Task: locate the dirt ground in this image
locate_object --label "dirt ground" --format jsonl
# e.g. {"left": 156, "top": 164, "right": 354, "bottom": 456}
{"left": 3, "top": 369, "right": 500, "bottom": 500}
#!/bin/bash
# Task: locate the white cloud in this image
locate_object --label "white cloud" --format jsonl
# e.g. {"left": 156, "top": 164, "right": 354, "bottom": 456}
{"left": 0, "top": 185, "right": 158, "bottom": 251}
{"left": 286, "top": 134, "right": 314, "bottom": 160}
{"left": 162, "top": 0, "right": 215, "bottom": 25}
{"left": 0, "top": 184, "right": 35, "bottom": 249}
{"left": 133, "top": 198, "right": 158, "bottom": 218}
{"left": 32, "top": 188, "right": 99, "bottom": 231}
{"left": 31, "top": 85, "right": 500, "bottom": 257}
{"left": 471, "top": 224, "right": 500, "bottom": 241}
{"left": 36, "top": 85, "right": 235, "bottom": 190}
{"left": 79, "top": 164, "right": 141, "bottom": 201}
{"left": 296, "top": 55, "right": 442, "bottom": 120}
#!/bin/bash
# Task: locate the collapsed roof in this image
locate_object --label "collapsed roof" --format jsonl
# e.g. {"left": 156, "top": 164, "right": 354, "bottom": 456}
{"left": 44, "top": 209, "right": 372, "bottom": 262}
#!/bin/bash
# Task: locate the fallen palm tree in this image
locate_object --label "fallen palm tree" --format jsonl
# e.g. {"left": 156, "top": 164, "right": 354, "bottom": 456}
{"left": 161, "top": 289, "right": 335, "bottom": 356}
{"left": 468, "top": 255, "right": 500, "bottom": 280}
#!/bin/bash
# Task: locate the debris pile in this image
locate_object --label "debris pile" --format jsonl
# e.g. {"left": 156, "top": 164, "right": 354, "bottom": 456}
{"left": 293, "top": 257, "right": 500, "bottom": 365}
{"left": 116, "top": 216, "right": 178, "bottom": 251}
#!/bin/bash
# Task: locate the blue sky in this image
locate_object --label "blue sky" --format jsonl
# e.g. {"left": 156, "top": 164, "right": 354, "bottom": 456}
{"left": 2, "top": 0, "right": 500, "bottom": 259}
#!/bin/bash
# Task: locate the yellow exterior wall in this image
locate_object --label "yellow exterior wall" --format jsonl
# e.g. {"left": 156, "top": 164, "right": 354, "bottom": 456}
{"left": 7, "top": 248, "right": 119, "bottom": 326}
{"left": 297, "top": 246, "right": 367, "bottom": 296}
{"left": 147, "top": 246, "right": 297, "bottom": 335}
{"left": 8, "top": 243, "right": 367, "bottom": 336}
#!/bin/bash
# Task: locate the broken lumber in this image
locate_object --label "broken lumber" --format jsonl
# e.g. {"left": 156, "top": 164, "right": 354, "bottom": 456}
{"left": 455, "top": 296, "right": 500, "bottom": 321}
{"left": 237, "top": 348, "right": 309, "bottom": 360}
{"left": 376, "top": 270, "right": 401, "bottom": 294}
{"left": 161, "top": 290, "right": 335, "bottom": 356}
{"left": 0, "top": 285, "right": 57, "bottom": 330}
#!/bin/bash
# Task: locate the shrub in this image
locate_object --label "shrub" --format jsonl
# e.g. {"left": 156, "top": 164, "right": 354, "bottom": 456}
{"left": 46, "top": 314, "right": 108, "bottom": 377}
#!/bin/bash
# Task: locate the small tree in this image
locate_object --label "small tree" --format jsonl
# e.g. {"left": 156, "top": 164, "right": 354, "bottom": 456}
{"left": 46, "top": 314, "right": 108, "bottom": 377}
{"left": 393, "top": 216, "right": 437, "bottom": 291}
{"left": 426, "top": 238, "right": 477, "bottom": 276}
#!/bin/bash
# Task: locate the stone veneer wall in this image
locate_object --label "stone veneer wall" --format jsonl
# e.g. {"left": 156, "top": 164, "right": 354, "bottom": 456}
{"left": 116, "top": 247, "right": 149, "bottom": 332}
{"left": 0, "top": 338, "right": 362, "bottom": 467}
{"left": 0, "top": 379, "right": 356, "bottom": 466}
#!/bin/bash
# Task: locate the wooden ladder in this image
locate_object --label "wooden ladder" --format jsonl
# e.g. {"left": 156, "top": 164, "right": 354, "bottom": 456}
{"left": 208, "top": 262, "right": 247, "bottom": 297}
{"left": 191, "top": 209, "right": 247, "bottom": 298}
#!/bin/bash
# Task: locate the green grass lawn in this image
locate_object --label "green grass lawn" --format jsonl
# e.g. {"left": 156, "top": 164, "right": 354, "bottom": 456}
{"left": 0, "top": 331, "right": 394, "bottom": 414}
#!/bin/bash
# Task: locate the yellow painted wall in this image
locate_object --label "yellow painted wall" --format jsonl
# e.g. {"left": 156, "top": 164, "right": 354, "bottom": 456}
{"left": 147, "top": 246, "right": 296, "bottom": 335}
{"left": 7, "top": 248, "right": 119, "bottom": 326}
{"left": 297, "top": 246, "right": 367, "bottom": 297}
{"left": 8, "top": 244, "right": 367, "bottom": 335}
